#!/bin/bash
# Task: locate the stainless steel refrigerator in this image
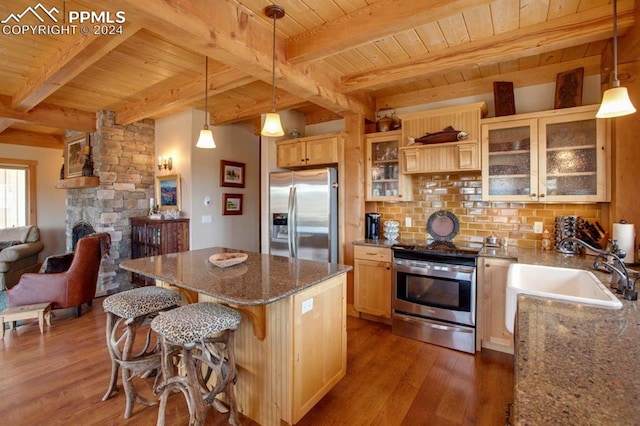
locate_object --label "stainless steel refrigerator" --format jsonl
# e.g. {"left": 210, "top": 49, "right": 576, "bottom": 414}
{"left": 269, "top": 168, "right": 338, "bottom": 262}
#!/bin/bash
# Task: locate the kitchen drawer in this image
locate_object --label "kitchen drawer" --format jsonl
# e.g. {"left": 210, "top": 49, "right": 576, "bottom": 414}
{"left": 354, "top": 245, "right": 391, "bottom": 262}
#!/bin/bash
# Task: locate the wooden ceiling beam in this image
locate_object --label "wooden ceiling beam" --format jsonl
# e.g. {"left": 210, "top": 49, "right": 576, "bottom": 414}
{"left": 377, "top": 56, "right": 601, "bottom": 111}
{"left": 285, "top": 0, "right": 492, "bottom": 64}
{"left": 341, "top": 2, "right": 636, "bottom": 93}
{"left": 0, "top": 119, "right": 16, "bottom": 133}
{"left": 210, "top": 92, "right": 307, "bottom": 125}
{"left": 106, "top": 0, "right": 374, "bottom": 119}
{"left": 11, "top": 23, "right": 140, "bottom": 112}
{"left": 115, "top": 66, "right": 257, "bottom": 124}
{"left": 0, "top": 128, "right": 63, "bottom": 149}
{"left": 0, "top": 95, "right": 95, "bottom": 132}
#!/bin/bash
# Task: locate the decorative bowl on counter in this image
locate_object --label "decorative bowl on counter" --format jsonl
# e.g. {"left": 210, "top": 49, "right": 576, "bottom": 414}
{"left": 208, "top": 252, "right": 248, "bottom": 268}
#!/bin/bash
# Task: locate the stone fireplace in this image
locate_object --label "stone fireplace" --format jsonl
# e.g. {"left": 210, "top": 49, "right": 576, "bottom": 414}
{"left": 65, "top": 110, "right": 155, "bottom": 296}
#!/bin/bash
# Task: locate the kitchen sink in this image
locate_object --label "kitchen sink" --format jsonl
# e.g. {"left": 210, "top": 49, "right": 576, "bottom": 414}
{"left": 505, "top": 263, "right": 622, "bottom": 333}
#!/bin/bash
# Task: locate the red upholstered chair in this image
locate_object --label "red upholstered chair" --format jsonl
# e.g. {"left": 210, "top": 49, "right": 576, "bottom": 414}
{"left": 7, "top": 233, "right": 111, "bottom": 317}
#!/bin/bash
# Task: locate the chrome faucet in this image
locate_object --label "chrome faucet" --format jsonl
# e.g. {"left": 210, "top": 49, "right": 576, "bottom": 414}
{"left": 558, "top": 237, "right": 638, "bottom": 301}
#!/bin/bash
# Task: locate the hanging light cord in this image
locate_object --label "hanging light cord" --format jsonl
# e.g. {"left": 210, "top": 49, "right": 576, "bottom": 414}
{"left": 204, "top": 57, "right": 209, "bottom": 128}
{"left": 270, "top": 13, "right": 277, "bottom": 113}
{"left": 612, "top": 0, "right": 620, "bottom": 87}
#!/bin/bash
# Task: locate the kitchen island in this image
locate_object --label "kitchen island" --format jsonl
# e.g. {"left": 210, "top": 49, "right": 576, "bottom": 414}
{"left": 120, "top": 247, "right": 352, "bottom": 426}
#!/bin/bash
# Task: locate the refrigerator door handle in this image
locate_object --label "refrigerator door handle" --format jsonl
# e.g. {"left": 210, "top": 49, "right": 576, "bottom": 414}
{"left": 287, "top": 186, "right": 295, "bottom": 257}
{"left": 290, "top": 186, "right": 298, "bottom": 257}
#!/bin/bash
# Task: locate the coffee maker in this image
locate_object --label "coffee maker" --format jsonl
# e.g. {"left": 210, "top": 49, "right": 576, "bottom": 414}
{"left": 365, "top": 213, "right": 381, "bottom": 240}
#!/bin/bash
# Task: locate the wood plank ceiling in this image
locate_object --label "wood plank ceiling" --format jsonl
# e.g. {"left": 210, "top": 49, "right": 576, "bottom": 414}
{"left": 0, "top": 0, "right": 636, "bottom": 148}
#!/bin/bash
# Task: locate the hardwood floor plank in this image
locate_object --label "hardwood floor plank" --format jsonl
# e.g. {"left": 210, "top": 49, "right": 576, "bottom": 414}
{"left": 0, "top": 298, "right": 513, "bottom": 425}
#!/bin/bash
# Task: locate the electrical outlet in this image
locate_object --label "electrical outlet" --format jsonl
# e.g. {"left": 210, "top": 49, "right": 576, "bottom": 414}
{"left": 534, "top": 221, "right": 543, "bottom": 234}
{"left": 405, "top": 217, "right": 412, "bottom": 227}
{"left": 301, "top": 298, "right": 314, "bottom": 314}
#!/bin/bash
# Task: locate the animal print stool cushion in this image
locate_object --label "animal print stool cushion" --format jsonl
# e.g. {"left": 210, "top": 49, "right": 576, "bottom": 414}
{"left": 103, "top": 287, "right": 181, "bottom": 318}
{"left": 151, "top": 302, "right": 241, "bottom": 344}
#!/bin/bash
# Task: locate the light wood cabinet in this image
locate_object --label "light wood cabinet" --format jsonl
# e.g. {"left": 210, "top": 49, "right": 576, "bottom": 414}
{"left": 353, "top": 245, "right": 392, "bottom": 318}
{"left": 481, "top": 104, "right": 609, "bottom": 202}
{"left": 365, "top": 130, "right": 412, "bottom": 201}
{"left": 276, "top": 133, "right": 341, "bottom": 168}
{"left": 398, "top": 102, "right": 486, "bottom": 174}
{"left": 479, "top": 256, "right": 514, "bottom": 354}
{"left": 130, "top": 217, "right": 190, "bottom": 286}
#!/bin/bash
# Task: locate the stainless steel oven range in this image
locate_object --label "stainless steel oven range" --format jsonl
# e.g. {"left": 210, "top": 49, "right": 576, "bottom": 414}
{"left": 391, "top": 241, "right": 481, "bottom": 354}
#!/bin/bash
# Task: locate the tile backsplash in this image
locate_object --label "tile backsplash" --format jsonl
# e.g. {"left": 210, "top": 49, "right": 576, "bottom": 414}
{"left": 375, "top": 173, "right": 603, "bottom": 248}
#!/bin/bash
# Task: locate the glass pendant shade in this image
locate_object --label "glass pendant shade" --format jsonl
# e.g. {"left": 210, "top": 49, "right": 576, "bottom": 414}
{"left": 596, "top": 86, "right": 636, "bottom": 118}
{"left": 596, "top": 0, "right": 636, "bottom": 119}
{"left": 261, "top": 112, "right": 284, "bottom": 137}
{"left": 196, "top": 127, "right": 216, "bottom": 148}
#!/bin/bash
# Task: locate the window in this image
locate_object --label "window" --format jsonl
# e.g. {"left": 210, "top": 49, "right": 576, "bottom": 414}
{"left": 0, "top": 159, "right": 37, "bottom": 227}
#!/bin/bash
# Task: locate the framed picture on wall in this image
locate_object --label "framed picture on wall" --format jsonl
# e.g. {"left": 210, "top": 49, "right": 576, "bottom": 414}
{"left": 156, "top": 174, "right": 181, "bottom": 210}
{"left": 65, "top": 135, "right": 86, "bottom": 178}
{"left": 220, "top": 160, "right": 245, "bottom": 188}
{"left": 223, "top": 193, "right": 243, "bottom": 215}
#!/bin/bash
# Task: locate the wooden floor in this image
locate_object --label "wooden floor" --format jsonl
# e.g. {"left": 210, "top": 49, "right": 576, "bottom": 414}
{"left": 0, "top": 298, "right": 513, "bottom": 425}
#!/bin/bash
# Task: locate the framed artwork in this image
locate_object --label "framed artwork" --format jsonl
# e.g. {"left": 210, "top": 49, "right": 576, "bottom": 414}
{"left": 223, "top": 193, "right": 243, "bottom": 215}
{"left": 156, "top": 174, "right": 181, "bottom": 210}
{"left": 220, "top": 160, "right": 245, "bottom": 188}
{"left": 493, "top": 81, "right": 515, "bottom": 117}
{"left": 65, "top": 135, "right": 86, "bottom": 178}
{"left": 554, "top": 67, "right": 584, "bottom": 109}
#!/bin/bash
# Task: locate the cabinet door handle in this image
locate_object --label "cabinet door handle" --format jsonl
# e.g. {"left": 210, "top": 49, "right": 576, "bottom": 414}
{"left": 530, "top": 193, "right": 537, "bottom": 197}
{"left": 539, "top": 193, "right": 546, "bottom": 198}
{"left": 485, "top": 263, "right": 490, "bottom": 267}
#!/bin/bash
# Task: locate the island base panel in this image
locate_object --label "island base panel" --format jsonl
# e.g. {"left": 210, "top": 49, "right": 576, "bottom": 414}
{"left": 199, "top": 272, "right": 347, "bottom": 425}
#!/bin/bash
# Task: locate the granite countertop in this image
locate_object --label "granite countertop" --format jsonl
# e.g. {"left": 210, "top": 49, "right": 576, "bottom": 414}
{"left": 119, "top": 247, "right": 351, "bottom": 306}
{"left": 500, "top": 248, "right": 640, "bottom": 425}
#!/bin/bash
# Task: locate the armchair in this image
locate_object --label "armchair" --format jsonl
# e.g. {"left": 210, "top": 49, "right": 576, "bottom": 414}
{"left": 7, "top": 233, "right": 111, "bottom": 317}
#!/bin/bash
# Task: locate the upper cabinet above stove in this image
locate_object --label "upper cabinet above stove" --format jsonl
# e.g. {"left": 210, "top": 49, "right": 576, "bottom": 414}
{"left": 398, "top": 102, "right": 487, "bottom": 175}
{"left": 481, "top": 105, "right": 610, "bottom": 203}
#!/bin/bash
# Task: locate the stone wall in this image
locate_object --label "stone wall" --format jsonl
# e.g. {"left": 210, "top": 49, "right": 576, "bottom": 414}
{"left": 66, "top": 110, "right": 154, "bottom": 295}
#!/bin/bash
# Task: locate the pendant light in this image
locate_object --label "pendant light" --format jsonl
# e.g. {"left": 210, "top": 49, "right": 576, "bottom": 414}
{"left": 196, "top": 56, "right": 216, "bottom": 148}
{"left": 261, "top": 5, "right": 285, "bottom": 137}
{"left": 596, "top": 0, "right": 636, "bottom": 118}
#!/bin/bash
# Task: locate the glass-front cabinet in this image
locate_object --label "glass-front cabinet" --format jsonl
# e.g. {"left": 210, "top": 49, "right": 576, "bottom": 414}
{"left": 365, "top": 130, "right": 412, "bottom": 201}
{"left": 482, "top": 105, "right": 609, "bottom": 202}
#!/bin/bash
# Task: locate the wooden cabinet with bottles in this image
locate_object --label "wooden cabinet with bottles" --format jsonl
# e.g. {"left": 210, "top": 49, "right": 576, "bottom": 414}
{"left": 398, "top": 102, "right": 486, "bottom": 174}
{"left": 478, "top": 256, "right": 514, "bottom": 354}
{"left": 276, "top": 133, "right": 341, "bottom": 168}
{"left": 353, "top": 245, "right": 392, "bottom": 318}
{"left": 481, "top": 104, "right": 609, "bottom": 202}
{"left": 130, "top": 217, "right": 190, "bottom": 286}
{"left": 365, "top": 130, "right": 412, "bottom": 201}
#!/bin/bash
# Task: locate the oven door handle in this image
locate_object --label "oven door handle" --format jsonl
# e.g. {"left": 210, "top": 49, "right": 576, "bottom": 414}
{"left": 393, "top": 259, "right": 475, "bottom": 275}
{"left": 394, "top": 312, "right": 474, "bottom": 333}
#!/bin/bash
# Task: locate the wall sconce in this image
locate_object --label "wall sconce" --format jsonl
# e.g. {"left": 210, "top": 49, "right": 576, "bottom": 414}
{"left": 158, "top": 156, "right": 173, "bottom": 171}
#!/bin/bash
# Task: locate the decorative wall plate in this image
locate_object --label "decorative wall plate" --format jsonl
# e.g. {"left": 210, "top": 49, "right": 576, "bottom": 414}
{"left": 426, "top": 210, "right": 459, "bottom": 241}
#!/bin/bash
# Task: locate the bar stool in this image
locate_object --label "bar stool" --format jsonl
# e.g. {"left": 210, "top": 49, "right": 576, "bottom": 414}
{"left": 102, "top": 286, "right": 182, "bottom": 418}
{"left": 151, "top": 302, "right": 241, "bottom": 426}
